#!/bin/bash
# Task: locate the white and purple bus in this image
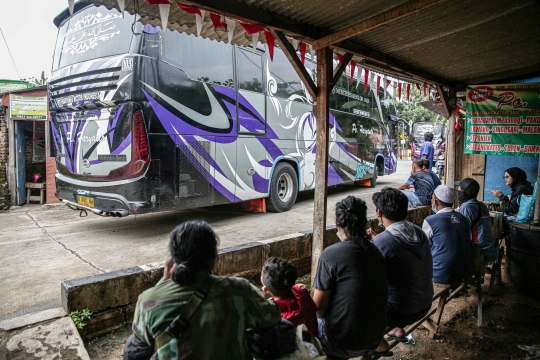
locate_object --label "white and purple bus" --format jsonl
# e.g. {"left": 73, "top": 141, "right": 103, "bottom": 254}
{"left": 49, "top": 3, "right": 397, "bottom": 216}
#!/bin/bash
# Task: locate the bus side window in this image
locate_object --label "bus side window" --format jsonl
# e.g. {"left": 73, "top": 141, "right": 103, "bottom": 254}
{"left": 237, "top": 48, "right": 263, "bottom": 93}
{"left": 266, "top": 48, "right": 304, "bottom": 100}
{"left": 162, "top": 31, "right": 234, "bottom": 87}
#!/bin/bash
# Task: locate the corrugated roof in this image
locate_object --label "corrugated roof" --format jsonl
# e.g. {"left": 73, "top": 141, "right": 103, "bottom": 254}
{"left": 79, "top": 0, "right": 540, "bottom": 89}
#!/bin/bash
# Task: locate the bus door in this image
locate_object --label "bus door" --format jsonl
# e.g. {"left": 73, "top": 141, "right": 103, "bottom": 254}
{"left": 234, "top": 47, "right": 269, "bottom": 200}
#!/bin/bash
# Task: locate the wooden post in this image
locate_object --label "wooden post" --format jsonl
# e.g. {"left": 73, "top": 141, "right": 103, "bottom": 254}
{"left": 311, "top": 47, "right": 332, "bottom": 283}
{"left": 446, "top": 87, "right": 457, "bottom": 187}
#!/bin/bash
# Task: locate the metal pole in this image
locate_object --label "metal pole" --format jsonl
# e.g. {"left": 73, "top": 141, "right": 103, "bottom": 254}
{"left": 311, "top": 46, "right": 331, "bottom": 283}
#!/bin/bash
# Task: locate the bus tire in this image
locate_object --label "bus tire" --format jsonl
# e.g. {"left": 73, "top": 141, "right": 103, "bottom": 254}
{"left": 267, "top": 162, "right": 298, "bottom": 212}
{"left": 370, "top": 169, "right": 378, "bottom": 188}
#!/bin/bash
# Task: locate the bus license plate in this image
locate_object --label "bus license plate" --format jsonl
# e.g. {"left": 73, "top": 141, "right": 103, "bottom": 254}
{"left": 77, "top": 195, "right": 94, "bottom": 208}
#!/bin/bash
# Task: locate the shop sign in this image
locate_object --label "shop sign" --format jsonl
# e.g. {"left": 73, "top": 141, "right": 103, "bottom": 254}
{"left": 9, "top": 95, "right": 48, "bottom": 120}
{"left": 465, "top": 83, "right": 540, "bottom": 156}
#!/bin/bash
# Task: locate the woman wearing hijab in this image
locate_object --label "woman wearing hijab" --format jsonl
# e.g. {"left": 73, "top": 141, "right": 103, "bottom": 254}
{"left": 491, "top": 167, "right": 533, "bottom": 216}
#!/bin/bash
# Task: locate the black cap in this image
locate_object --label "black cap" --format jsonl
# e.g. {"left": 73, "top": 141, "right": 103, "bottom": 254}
{"left": 454, "top": 178, "right": 480, "bottom": 197}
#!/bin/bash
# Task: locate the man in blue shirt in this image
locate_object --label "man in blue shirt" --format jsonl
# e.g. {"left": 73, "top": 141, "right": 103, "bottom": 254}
{"left": 422, "top": 185, "right": 471, "bottom": 284}
{"left": 420, "top": 132, "right": 434, "bottom": 168}
{"left": 397, "top": 160, "right": 435, "bottom": 207}
{"left": 421, "top": 159, "right": 442, "bottom": 188}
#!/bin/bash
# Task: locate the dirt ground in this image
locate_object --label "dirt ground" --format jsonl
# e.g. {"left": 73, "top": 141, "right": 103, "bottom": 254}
{"left": 85, "top": 270, "right": 540, "bottom": 360}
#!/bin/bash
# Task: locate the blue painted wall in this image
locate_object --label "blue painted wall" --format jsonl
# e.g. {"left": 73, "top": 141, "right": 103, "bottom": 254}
{"left": 483, "top": 155, "right": 538, "bottom": 201}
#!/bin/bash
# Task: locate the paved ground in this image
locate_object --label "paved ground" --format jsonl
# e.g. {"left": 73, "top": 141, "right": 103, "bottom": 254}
{"left": 0, "top": 159, "right": 414, "bottom": 320}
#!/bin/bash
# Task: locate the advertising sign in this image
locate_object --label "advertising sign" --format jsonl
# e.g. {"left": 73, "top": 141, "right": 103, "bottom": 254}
{"left": 465, "top": 83, "right": 540, "bottom": 156}
{"left": 33, "top": 121, "right": 46, "bottom": 163}
{"left": 9, "top": 95, "right": 48, "bottom": 120}
{"left": 0, "top": 82, "right": 28, "bottom": 93}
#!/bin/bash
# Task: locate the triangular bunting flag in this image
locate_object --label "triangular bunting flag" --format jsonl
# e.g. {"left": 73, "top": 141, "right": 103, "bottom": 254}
{"left": 68, "top": 0, "right": 74, "bottom": 16}
{"left": 226, "top": 19, "right": 236, "bottom": 44}
{"left": 398, "top": 83, "right": 402, "bottom": 101}
{"left": 300, "top": 42, "right": 306, "bottom": 64}
{"left": 292, "top": 38, "right": 299, "bottom": 50}
{"left": 416, "top": 83, "right": 420, "bottom": 92}
{"left": 309, "top": 44, "right": 315, "bottom": 60}
{"left": 158, "top": 3, "right": 170, "bottom": 33}
{"left": 369, "top": 72, "right": 374, "bottom": 92}
{"left": 350, "top": 62, "right": 356, "bottom": 85}
{"left": 356, "top": 66, "right": 363, "bottom": 89}
{"left": 251, "top": 32, "right": 259, "bottom": 53}
{"left": 383, "top": 76, "right": 387, "bottom": 98}
{"left": 210, "top": 13, "right": 226, "bottom": 29}
{"left": 264, "top": 30, "right": 275, "bottom": 61}
{"left": 376, "top": 76, "right": 381, "bottom": 96}
{"left": 364, "top": 69, "right": 369, "bottom": 93}
{"left": 239, "top": 23, "right": 264, "bottom": 34}
{"left": 117, "top": 0, "right": 125, "bottom": 17}
{"left": 407, "top": 83, "right": 411, "bottom": 101}
{"left": 423, "top": 83, "right": 427, "bottom": 97}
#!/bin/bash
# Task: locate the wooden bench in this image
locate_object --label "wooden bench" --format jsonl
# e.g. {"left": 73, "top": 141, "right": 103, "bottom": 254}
{"left": 384, "top": 280, "right": 482, "bottom": 350}
{"left": 25, "top": 182, "right": 46, "bottom": 205}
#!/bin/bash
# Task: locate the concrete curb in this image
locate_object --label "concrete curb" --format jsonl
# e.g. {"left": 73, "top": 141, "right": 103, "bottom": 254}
{"left": 61, "top": 207, "right": 431, "bottom": 339}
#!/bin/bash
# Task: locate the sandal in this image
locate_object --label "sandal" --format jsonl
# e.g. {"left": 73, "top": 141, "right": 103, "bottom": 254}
{"left": 385, "top": 334, "right": 408, "bottom": 342}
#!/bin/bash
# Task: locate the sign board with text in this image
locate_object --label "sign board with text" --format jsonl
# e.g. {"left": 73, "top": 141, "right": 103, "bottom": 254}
{"left": 9, "top": 95, "right": 48, "bottom": 120}
{"left": 465, "top": 83, "right": 540, "bottom": 156}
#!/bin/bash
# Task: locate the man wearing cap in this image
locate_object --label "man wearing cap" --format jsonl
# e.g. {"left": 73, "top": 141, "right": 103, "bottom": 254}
{"left": 456, "top": 178, "right": 499, "bottom": 263}
{"left": 422, "top": 185, "right": 471, "bottom": 284}
{"left": 420, "top": 132, "right": 434, "bottom": 169}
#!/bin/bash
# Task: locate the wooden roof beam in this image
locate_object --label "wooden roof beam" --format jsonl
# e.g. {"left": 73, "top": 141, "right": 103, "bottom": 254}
{"left": 270, "top": 30, "right": 318, "bottom": 99}
{"left": 312, "top": 0, "right": 446, "bottom": 50}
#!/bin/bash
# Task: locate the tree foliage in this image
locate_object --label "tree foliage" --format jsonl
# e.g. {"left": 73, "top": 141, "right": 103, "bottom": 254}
{"left": 393, "top": 90, "right": 443, "bottom": 129}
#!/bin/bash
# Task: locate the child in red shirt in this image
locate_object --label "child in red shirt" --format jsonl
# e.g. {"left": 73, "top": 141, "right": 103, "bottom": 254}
{"left": 261, "top": 257, "right": 318, "bottom": 336}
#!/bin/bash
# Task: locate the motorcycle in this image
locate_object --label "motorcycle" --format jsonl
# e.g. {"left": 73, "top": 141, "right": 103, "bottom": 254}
{"left": 435, "top": 152, "right": 445, "bottom": 179}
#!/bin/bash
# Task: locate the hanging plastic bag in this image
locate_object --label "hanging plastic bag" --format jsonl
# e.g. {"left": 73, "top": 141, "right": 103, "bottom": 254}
{"left": 277, "top": 325, "right": 326, "bottom": 360}
{"left": 516, "top": 182, "right": 537, "bottom": 224}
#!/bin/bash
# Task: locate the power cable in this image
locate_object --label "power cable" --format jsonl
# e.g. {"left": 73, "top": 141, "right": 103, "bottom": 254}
{"left": 0, "top": 26, "right": 21, "bottom": 79}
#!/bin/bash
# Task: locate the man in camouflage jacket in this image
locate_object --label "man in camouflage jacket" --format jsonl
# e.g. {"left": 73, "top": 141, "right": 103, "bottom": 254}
{"left": 125, "top": 271, "right": 281, "bottom": 360}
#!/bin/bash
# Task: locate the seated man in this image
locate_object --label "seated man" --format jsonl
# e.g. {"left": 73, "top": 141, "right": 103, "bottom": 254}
{"left": 313, "top": 196, "right": 390, "bottom": 359}
{"left": 456, "top": 178, "right": 499, "bottom": 270}
{"left": 422, "top": 185, "right": 471, "bottom": 284}
{"left": 369, "top": 188, "right": 434, "bottom": 342}
{"left": 422, "top": 159, "right": 442, "bottom": 188}
{"left": 397, "top": 160, "right": 435, "bottom": 207}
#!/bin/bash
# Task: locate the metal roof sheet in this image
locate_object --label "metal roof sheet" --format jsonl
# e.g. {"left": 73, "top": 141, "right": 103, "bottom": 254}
{"left": 78, "top": 0, "right": 540, "bottom": 88}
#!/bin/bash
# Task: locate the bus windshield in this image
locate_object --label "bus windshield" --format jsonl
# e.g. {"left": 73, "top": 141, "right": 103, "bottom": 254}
{"left": 52, "top": 6, "right": 134, "bottom": 71}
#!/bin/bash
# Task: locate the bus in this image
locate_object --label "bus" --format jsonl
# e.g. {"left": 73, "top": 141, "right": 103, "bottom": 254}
{"left": 49, "top": 3, "right": 397, "bottom": 217}
{"left": 410, "top": 122, "right": 445, "bottom": 160}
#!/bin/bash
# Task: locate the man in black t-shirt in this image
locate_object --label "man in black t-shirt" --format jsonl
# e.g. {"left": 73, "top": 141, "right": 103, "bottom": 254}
{"left": 313, "top": 196, "right": 390, "bottom": 359}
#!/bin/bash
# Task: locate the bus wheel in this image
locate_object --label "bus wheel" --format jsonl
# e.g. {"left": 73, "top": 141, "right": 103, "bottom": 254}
{"left": 267, "top": 162, "right": 298, "bottom": 212}
{"left": 370, "top": 170, "right": 378, "bottom": 188}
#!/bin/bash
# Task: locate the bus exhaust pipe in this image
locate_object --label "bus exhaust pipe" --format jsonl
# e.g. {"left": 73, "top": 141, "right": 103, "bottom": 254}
{"left": 115, "top": 210, "right": 129, "bottom": 218}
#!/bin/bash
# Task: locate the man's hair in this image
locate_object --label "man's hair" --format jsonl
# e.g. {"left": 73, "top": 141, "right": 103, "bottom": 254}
{"left": 169, "top": 221, "right": 219, "bottom": 286}
{"left": 424, "top": 132, "right": 434, "bottom": 141}
{"left": 421, "top": 159, "right": 430, "bottom": 169}
{"left": 433, "top": 194, "right": 453, "bottom": 208}
{"left": 413, "top": 159, "right": 423, "bottom": 169}
{"left": 372, "top": 187, "right": 408, "bottom": 221}
{"left": 335, "top": 196, "right": 370, "bottom": 249}
{"left": 262, "top": 257, "right": 297, "bottom": 298}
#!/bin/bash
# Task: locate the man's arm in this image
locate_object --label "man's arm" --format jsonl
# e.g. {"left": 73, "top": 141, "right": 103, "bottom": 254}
{"left": 397, "top": 183, "right": 411, "bottom": 190}
{"left": 422, "top": 219, "right": 433, "bottom": 244}
{"left": 312, "top": 289, "right": 331, "bottom": 318}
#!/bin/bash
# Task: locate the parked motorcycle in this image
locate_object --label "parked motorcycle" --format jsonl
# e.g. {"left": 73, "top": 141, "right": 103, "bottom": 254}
{"left": 435, "top": 153, "right": 445, "bottom": 179}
